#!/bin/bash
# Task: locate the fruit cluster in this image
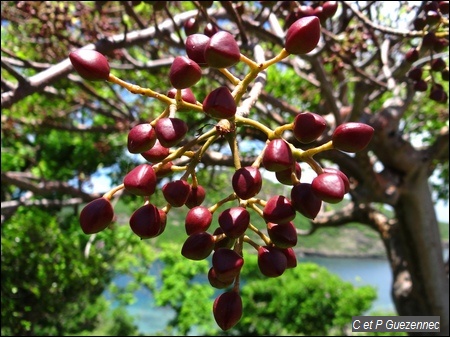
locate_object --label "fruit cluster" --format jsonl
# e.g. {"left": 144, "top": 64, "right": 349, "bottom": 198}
{"left": 71, "top": 14, "right": 374, "bottom": 331}
{"left": 406, "top": 1, "right": 449, "bottom": 103}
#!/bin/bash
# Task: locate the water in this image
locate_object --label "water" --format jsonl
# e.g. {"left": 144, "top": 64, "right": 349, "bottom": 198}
{"left": 108, "top": 254, "right": 397, "bottom": 335}
{"left": 300, "top": 255, "right": 395, "bottom": 313}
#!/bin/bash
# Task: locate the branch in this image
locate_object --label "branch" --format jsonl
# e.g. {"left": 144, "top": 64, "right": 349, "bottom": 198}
{"left": 1, "top": 9, "right": 203, "bottom": 110}
{"left": 1, "top": 171, "right": 100, "bottom": 202}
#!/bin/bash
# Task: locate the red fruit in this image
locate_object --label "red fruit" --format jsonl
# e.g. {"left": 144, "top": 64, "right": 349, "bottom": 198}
{"left": 185, "top": 206, "right": 213, "bottom": 235}
{"left": 290, "top": 183, "right": 322, "bottom": 219}
{"left": 169, "top": 56, "right": 202, "bottom": 89}
{"left": 431, "top": 58, "right": 446, "bottom": 72}
{"left": 185, "top": 185, "right": 206, "bottom": 208}
{"left": 204, "top": 22, "right": 220, "bottom": 37}
{"left": 208, "top": 267, "right": 234, "bottom": 289}
{"left": 167, "top": 88, "right": 197, "bottom": 109}
{"left": 281, "top": 247, "right": 298, "bottom": 269}
{"left": 262, "top": 139, "right": 294, "bottom": 172}
{"left": 322, "top": 167, "right": 350, "bottom": 193}
{"left": 322, "top": 1, "right": 338, "bottom": 18}
{"left": 79, "top": 197, "right": 114, "bottom": 234}
{"left": 202, "top": 86, "right": 237, "bottom": 119}
{"left": 212, "top": 248, "right": 244, "bottom": 281}
{"left": 123, "top": 164, "right": 157, "bottom": 196}
{"left": 232, "top": 166, "right": 262, "bottom": 199}
{"left": 257, "top": 246, "right": 287, "bottom": 277}
{"left": 154, "top": 117, "right": 188, "bottom": 148}
{"left": 204, "top": 31, "right": 241, "bottom": 68}
{"left": 285, "top": 16, "right": 321, "bottom": 55}
{"left": 69, "top": 49, "right": 110, "bottom": 81}
{"left": 218, "top": 207, "right": 250, "bottom": 239}
{"left": 162, "top": 179, "right": 191, "bottom": 207}
{"left": 141, "top": 139, "right": 170, "bottom": 162}
{"left": 213, "top": 227, "right": 236, "bottom": 251}
{"left": 408, "top": 67, "right": 423, "bottom": 81}
{"left": 311, "top": 172, "right": 346, "bottom": 203}
{"left": 275, "top": 162, "right": 302, "bottom": 185}
{"left": 267, "top": 221, "right": 298, "bottom": 248}
{"left": 213, "top": 291, "right": 243, "bottom": 331}
{"left": 293, "top": 112, "right": 327, "bottom": 144}
{"left": 155, "top": 161, "right": 173, "bottom": 178}
{"left": 332, "top": 122, "right": 374, "bottom": 152}
{"left": 127, "top": 123, "right": 157, "bottom": 154}
{"left": 185, "top": 33, "right": 210, "bottom": 66}
{"left": 129, "top": 203, "right": 166, "bottom": 239}
{"left": 181, "top": 232, "right": 215, "bottom": 260}
{"left": 405, "top": 48, "right": 419, "bottom": 63}
{"left": 263, "top": 195, "right": 296, "bottom": 224}
{"left": 413, "top": 79, "right": 428, "bottom": 92}
{"left": 184, "top": 17, "right": 199, "bottom": 36}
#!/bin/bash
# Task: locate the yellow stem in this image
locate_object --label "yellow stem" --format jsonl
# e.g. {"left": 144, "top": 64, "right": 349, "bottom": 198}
{"left": 108, "top": 74, "right": 173, "bottom": 106}
{"left": 249, "top": 223, "right": 271, "bottom": 246}
{"left": 235, "top": 116, "right": 275, "bottom": 138}
{"left": 102, "top": 184, "right": 124, "bottom": 200}
{"left": 218, "top": 68, "right": 241, "bottom": 85}
{"left": 239, "top": 53, "right": 259, "bottom": 70}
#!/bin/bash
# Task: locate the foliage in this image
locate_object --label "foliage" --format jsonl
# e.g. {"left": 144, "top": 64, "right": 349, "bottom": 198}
{"left": 152, "top": 244, "right": 376, "bottom": 336}
{"left": 0, "top": 206, "right": 155, "bottom": 336}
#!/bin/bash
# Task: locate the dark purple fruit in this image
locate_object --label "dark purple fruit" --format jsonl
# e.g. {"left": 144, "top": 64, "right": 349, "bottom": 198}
{"left": 79, "top": 197, "right": 114, "bottom": 234}
{"left": 185, "top": 205, "right": 213, "bottom": 235}
{"left": 311, "top": 172, "right": 346, "bottom": 203}
{"left": 405, "top": 48, "right": 419, "bottom": 63}
{"left": 169, "top": 56, "right": 202, "bottom": 89}
{"left": 322, "top": 1, "right": 338, "bottom": 18}
{"left": 213, "top": 227, "right": 236, "bottom": 251}
{"left": 123, "top": 164, "right": 157, "bottom": 196}
{"left": 257, "top": 246, "right": 287, "bottom": 277}
{"left": 213, "top": 290, "right": 243, "bottom": 331}
{"left": 181, "top": 232, "right": 215, "bottom": 260}
{"left": 281, "top": 247, "right": 298, "bottom": 269}
{"left": 129, "top": 203, "right": 166, "bottom": 239}
{"left": 263, "top": 195, "right": 296, "bottom": 224}
{"left": 218, "top": 207, "right": 250, "bottom": 239}
{"left": 162, "top": 179, "right": 191, "bottom": 207}
{"left": 262, "top": 139, "right": 294, "bottom": 172}
{"left": 184, "top": 17, "right": 199, "bottom": 36}
{"left": 275, "top": 162, "right": 302, "bottom": 185}
{"left": 208, "top": 267, "right": 234, "bottom": 289}
{"left": 204, "top": 22, "right": 220, "bottom": 37}
{"left": 232, "top": 166, "right": 262, "bottom": 200}
{"left": 203, "top": 86, "right": 237, "bottom": 119}
{"left": 290, "top": 183, "right": 322, "bottom": 219}
{"left": 212, "top": 248, "right": 244, "bottom": 281}
{"left": 155, "top": 161, "right": 173, "bottom": 178}
{"left": 127, "top": 123, "right": 157, "bottom": 154}
{"left": 141, "top": 140, "right": 170, "bottom": 162}
{"left": 154, "top": 117, "right": 188, "bottom": 148}
{"left": 267, "top": 221, "right": 298, "bottom": 248}
{"left": 204, "top": 31, "right": 241, "bottom": 68}
{"left": 285, "top": 16, "right": 321, "bottom": 55}
{"left": 408, "top": 67, "right": 423, "bottom": 81}
{"left": 185, "top": 185, "right": 206, "bottom": 208}
{"left": 185, "top": 33, "right": 210, "bottom": 66}
{"left": 332, "top": 122, "right": 374, "bottom": 152}
{"left": 293, "top": 112, "right": 327, "bottom": 144}
{"left": 69, "top": 49, "right": 110, "bottom": 81}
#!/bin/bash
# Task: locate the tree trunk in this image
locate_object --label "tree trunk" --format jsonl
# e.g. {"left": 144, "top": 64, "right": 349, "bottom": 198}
{"left": 388, "top": 167, "right": 449, "bottom": 336}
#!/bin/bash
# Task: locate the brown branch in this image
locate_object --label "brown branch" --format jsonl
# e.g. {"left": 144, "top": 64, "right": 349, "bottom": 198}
{"left": 1, "top": 171, "right": 100, "bottom": 202}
